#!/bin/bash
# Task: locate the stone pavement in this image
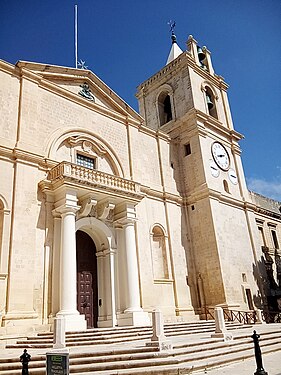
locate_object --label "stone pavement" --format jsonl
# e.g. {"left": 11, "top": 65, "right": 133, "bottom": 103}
{"left": 195, "top": 350, "right": 281, "bottom": 375}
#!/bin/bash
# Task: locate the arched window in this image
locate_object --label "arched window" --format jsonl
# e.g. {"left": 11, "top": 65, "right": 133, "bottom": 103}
{"left": 158, "top": 92, "right": 173, "bottom": 126}
{"left": 205, "top": 87, "right": 218, "bottom": 119}
{"left": 151, "top": 225, "right": 169, "bottom": 279}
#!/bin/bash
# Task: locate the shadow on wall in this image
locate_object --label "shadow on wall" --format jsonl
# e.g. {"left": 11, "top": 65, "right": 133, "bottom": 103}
{"left": 253, "top": 251, "right": 281, "bottom": 312}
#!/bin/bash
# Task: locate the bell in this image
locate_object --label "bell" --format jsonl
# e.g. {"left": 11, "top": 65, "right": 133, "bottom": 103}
{"left": 197, "top": 47, "right": 206, "bottom": 62}
{"left": 206, "top": 94, "right": 213, "bottom": 109}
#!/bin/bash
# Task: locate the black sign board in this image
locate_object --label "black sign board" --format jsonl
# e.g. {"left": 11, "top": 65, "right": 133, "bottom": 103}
{"left": 46, "top": 352, "right": 69, "bottom": 375}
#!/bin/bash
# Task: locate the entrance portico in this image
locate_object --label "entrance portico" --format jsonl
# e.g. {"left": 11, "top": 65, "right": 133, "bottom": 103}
{"left": 39, "top": 161, "right": 150, "bottom": 331}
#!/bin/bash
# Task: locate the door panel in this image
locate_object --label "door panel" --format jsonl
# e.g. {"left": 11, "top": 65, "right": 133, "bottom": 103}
{"left": 77, "top": 271, "right": 94, "bottom": 327}
{"left": 76, "top": 230, "right": 98, "bottom": 328}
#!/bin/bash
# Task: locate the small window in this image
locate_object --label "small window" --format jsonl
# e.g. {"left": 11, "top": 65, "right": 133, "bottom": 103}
{"left": 77, "top": 154, "right": 95, "bottom": 169}
{"left": 242, "top": 273, "right": 247, "bottom": 282}
{"left": 258, "top": 227, "right": 266, "bottom": 247}
{"left": 223, "top": 179, "right": 230, "bottom": 193}
{"left": 271, "top": 230, "right": 279, "bottom": 249}
{"left": 184, "top": 143, "right": 191, "bottom": 156}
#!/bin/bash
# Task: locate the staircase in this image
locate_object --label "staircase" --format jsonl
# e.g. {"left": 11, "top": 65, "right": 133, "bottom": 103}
{"left": 0, "top": 321, "right": 280, "bottom": 374}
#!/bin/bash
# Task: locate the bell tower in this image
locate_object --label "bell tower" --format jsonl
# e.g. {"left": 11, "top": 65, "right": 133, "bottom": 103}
{"left": 136, "top": 33, "right": 261, "bottom": 313}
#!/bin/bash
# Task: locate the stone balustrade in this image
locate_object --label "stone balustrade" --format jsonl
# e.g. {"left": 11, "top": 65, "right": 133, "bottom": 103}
{"left": 48, "top": 162, "right": 140, "bottom": 195}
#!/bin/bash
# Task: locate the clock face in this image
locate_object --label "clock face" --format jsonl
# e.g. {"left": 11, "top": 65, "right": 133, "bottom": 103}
{"left": 210, "top": 160, "right": 220, "bottom": 177}
{"left": 211, "top": 142, "right": 230, "bottom": 171}
{"left": 228, "top": 168, "right": 238, "bottom": 184}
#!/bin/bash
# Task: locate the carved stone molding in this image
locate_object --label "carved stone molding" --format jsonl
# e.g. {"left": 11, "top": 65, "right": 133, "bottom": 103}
{"left": 67, "top": 136, "right": 107, "bottom": 157}
{"left": 77, "top": 196, "right": 97, "bottom": 219}
{"left": 97, "top": 200, "right": 115, "bottom": 220}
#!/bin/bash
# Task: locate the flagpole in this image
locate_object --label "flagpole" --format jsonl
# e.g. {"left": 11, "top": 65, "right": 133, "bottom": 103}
{"left": 75, "top": 4, "right": 78, "bottom": 68}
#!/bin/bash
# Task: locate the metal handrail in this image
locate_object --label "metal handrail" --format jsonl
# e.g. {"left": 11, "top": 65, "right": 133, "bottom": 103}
{"left": 204, "top": 306, "right": 257, "bottom": 324}
{"left": 261, "top": 310, "right": 281, "bottom": 323}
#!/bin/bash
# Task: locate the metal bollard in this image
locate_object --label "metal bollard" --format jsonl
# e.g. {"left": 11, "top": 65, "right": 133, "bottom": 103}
{"left": 251, "top": 330, "right": 268, "bottom": 375}
{"left": 20, "top": 349, "right": 31, "bottom": 375}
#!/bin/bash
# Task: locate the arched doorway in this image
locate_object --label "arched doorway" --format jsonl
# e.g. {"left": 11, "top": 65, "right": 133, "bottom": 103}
{"left": 76, "top": 230, "right": 98, "bottom": 328}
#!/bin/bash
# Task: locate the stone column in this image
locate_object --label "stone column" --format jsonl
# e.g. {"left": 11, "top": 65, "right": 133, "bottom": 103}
{"left": 115, "top": 217, "right": 149, "bottom": 326}
{"left": 108, "top": 248, "right": 117, "bottom": 327}
{"left": 51, "top": 214, "right": 61, "bottom": 319}
{"left": 123, "top": 221, "right": 142, "bottom": 312}
{"left": 98, "top": 247, "right": 117, "bottom": 328}
{"left": 56, "top": 205, "right": 86, "bottom": 331}
{"left": 115, "top": 223, "right": 126, "bottom": 313}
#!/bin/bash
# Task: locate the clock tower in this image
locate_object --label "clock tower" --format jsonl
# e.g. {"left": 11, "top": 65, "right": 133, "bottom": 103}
{"left": 136, "top": 34, "right": 262, "bottom": 313}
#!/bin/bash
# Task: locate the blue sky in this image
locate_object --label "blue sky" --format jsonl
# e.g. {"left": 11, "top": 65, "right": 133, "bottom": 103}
{"left": 1, "top": 0, "right": 280, "bottom": 200}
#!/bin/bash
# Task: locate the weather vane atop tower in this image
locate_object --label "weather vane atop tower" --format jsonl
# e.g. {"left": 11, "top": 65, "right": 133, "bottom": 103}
{"left": 167, "top": 20, "right": 177, "bottom": 44}
{"left": 167, "top": 20, "right": 176, "bottom": 34}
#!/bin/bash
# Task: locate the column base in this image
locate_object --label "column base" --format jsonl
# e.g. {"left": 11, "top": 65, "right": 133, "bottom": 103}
{"left": 98, "top": 315, "right": 116, "bottom": 328}
{"left": 56, "top": 311, "right": 87, "bottom": 332}
{"left": 117, "top": 311, "right": 150, "bottom": 327}
{"left": 211, "top": 332, "right": 233, "bottom": 341}
{"left": 146, "top": 338, "right": 172, "bottom": 351}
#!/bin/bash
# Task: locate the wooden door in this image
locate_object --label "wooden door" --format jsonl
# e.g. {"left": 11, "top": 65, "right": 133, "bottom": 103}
{"left": 76, "top": 230, "right": 98, "bottom": 328}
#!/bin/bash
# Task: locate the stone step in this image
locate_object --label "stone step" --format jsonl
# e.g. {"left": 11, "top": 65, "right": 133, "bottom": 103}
{"left": 5, "top": 321, "right": 249, "bottom": 349}
{"left": 68, "top": 343, "right": 281, "bottom": 375}
{"left": 1, "top": 327, "right": 280, "bottom": 375}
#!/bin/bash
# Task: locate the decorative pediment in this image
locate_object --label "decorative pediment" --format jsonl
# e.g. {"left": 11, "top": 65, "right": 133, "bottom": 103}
{"left": 15, "top": 61, "right": 143, "bottom": 124}
{"left": 67, "top": 136, "right": 107, "bottom": 157}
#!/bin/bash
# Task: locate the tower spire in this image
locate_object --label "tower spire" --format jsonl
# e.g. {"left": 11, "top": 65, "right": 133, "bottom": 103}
{"left": 166, "top": 21, "right": 183, "bottom": 65}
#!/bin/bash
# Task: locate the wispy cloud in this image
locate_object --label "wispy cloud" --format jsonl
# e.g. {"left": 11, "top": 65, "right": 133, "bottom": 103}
{"left": 247, "top": 177, "right": 281, "bottom": 201}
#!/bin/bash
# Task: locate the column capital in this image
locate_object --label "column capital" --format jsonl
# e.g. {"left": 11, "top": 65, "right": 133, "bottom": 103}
{"left": 114, "top": 218, "right": 137, "bottom": 227}
{"left": 55, "top": 204, "right": 81, "bottom": 216}
{"left": 114, "top": 202, "right": 137, "bottom": 224}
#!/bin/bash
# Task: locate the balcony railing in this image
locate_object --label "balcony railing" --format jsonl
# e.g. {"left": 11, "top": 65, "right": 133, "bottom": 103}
{"left": 48, "top": 162, "right": 141, "bottom": 196}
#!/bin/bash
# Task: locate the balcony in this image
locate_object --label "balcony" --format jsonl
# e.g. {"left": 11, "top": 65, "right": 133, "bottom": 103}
{"left": 44, "top": 162, "right": 143, "bottom": 201}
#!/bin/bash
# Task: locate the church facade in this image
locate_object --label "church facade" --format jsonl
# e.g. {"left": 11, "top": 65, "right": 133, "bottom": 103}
{"left": 0, "top": 35, "right": 280, "bottom": 334}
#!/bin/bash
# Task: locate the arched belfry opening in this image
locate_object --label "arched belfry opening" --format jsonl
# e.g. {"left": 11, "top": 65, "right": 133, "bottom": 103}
{"left": 76, "top": 230, "right": 98, "bottom": 328}
{"left": 205, "top": 87, "right": 218, "bottom": 119}
{"left": 158, "top": 92, "right": 173, "bottom": 126}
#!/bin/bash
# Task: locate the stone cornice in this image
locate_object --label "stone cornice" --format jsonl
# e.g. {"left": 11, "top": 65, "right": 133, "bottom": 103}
{"left": 0, "top": 59, "right": 21, "bottom": 77}
{"left": 137, "top": 125, "right": 171, "bottom": 142}
{"left": 255, "top": 207, "right": 281, "bottom": 221}
{"left": 0, "top": 145, "right": 56, "bottom": 170}
{"left": 183, "top": 186, "right": 246, "bottom": 209}
{"left": 136, "top": 52, "right": 229, "bottom": 97}
{"left": 168, "top": 109, "right": 244, "bottom": 147}
{"left": 140, "top": 186, "right": 182, "bottom": 205}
